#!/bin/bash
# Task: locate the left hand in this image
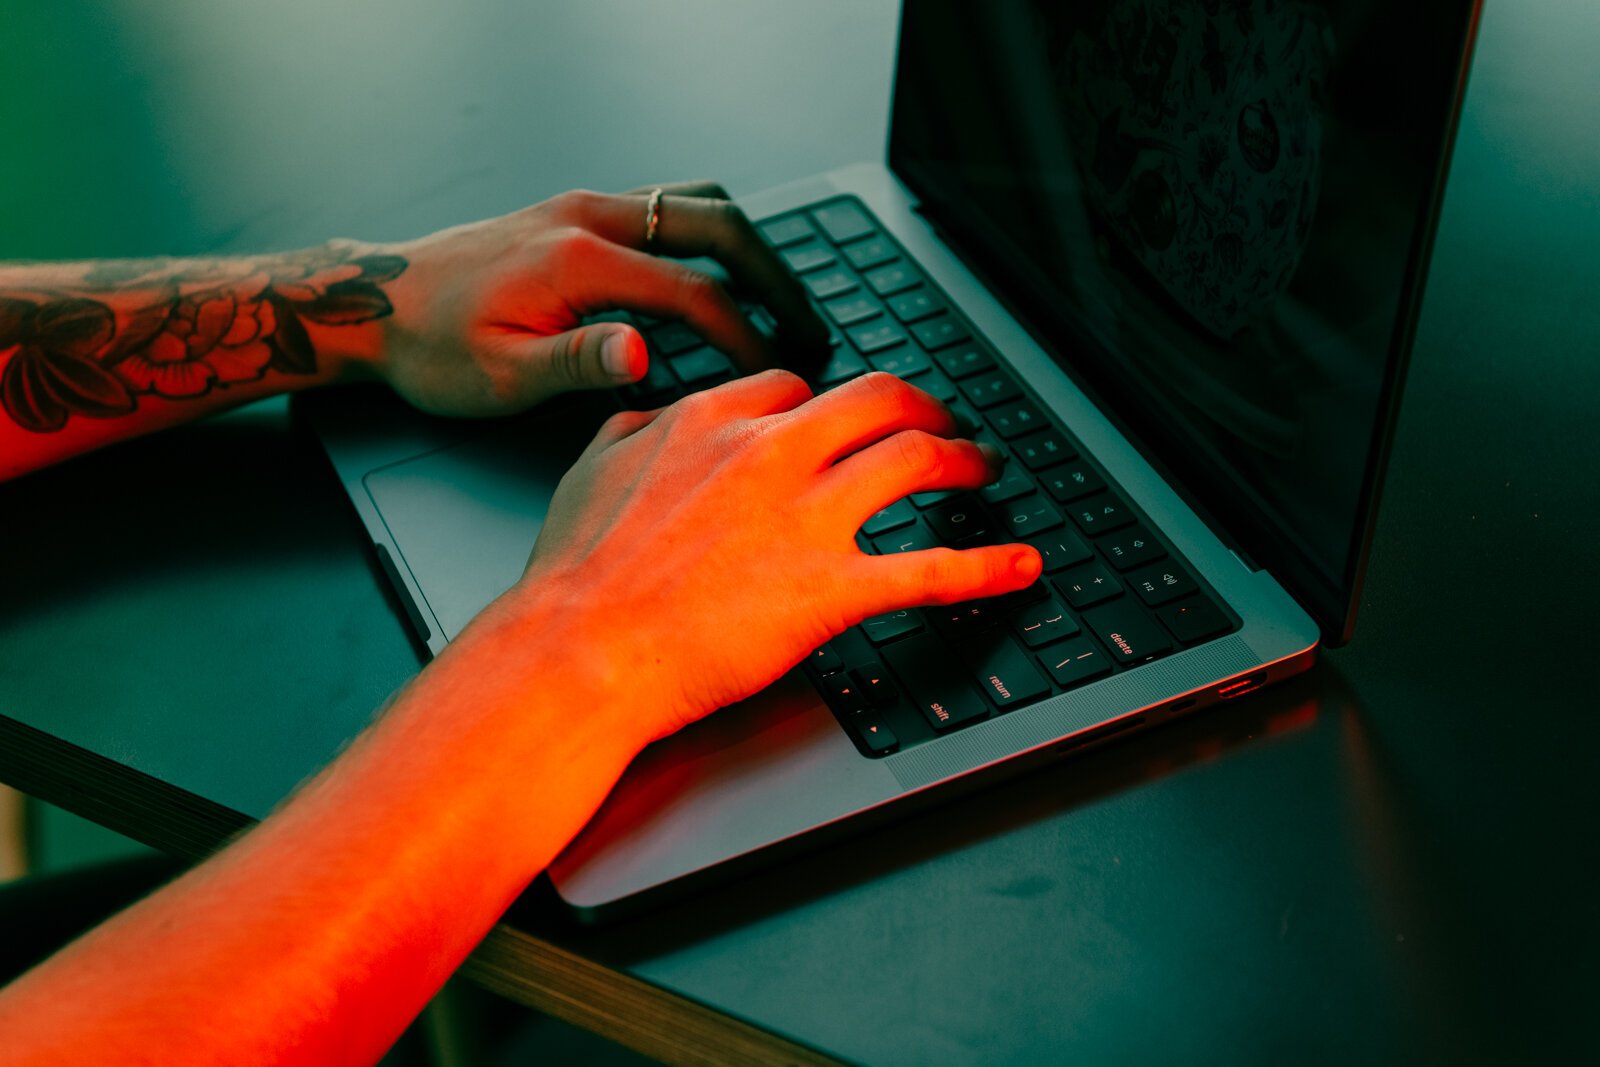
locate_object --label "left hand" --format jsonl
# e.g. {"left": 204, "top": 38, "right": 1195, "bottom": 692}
{"left": 371, "top": 180, "right": 828, "bottom": 416}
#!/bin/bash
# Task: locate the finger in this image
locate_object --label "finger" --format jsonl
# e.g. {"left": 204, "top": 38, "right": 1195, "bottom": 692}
{"left": 578, "top": 404, "right": 666, "bottom": 461}
{"left": 567, "top": 192, "right": 828, "bottom": 352}
{"left": 544, "top": 233, "right": 770, "bottom": 372}
{"left": 787, "top": 372, "right": 959, "bottom": 470}
{"left": 672, "top": 367, "right": 814, "bottom": 422}
{"left": 851, "top": 542, "right": 1044, "bottom": 618}
{"left": 821, "top": 430, "right": 1004, "bottom": 526}
{"left": 495, "top": 319, "right": 651, "bottom": 399}
{"left": 622, "top": 179, "right": 731, "bottom": 201}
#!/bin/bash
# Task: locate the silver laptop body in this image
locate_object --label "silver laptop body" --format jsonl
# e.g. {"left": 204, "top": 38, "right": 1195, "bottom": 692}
{"left": 306, "top": 0, "right": 1479, "bottom": 919}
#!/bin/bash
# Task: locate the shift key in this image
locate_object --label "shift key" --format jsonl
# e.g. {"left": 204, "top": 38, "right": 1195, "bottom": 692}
{"left": 881, "top": 632, "right": 991, "bottom": 731}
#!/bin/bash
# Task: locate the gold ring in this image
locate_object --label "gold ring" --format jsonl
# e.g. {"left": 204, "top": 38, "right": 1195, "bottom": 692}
{"left": 644, "top": 188, "right": 663, "bottom": 251}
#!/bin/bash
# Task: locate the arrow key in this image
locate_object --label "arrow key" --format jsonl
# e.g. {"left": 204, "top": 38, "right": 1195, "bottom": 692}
{"left": 851, "top": 714, "right": 899, "bottom": 755}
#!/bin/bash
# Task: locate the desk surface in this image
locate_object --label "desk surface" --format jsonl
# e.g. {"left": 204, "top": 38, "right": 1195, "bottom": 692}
{"left": 3, "top": 2, "right": 1598, "bottom": 1062}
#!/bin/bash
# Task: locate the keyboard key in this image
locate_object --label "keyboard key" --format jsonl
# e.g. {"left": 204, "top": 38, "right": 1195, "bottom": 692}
{"left": 911, "top": 316, "right": 971, "bottom": 351}
{"left": 761, "top": 215, "right": 816, "bottom": 247}
{"left": 910, "top": 489, "right": 959, "bottom": 508}
{"left": 824, "top": 293, "right": 884, "bottom": 327}
{"left": 1155, "top": 598, "right": 1232, "bottom": 644}
{"left": 1040, "top": 462, "right": 1106, "bottom": 503}
{"left": 811, "top": 201, "right": 876, "bottom": 244}
{"left": 861, "top": 608, "right": 924, "bottom": 645}
{"left": 1054, "top": 560, "right": 1124, "bottom": 609}
{"left": 1126, "top": 562, "right": 1199, "bottom": 606}
{"left": 649, "top": 321, "right": 703, "bottom": 356}
{"left": 887, "top": 287, "right": 944, "bottom": 323}
{"left": 960, "top": 631, "right": 1051, "bottom": 709}
{"left": 1012, "top": 430, "right": 1075, "bottom": 470}
{"left": 928, "top": 600, "right": 1005, "bottom": 639}
{"left": 1037, "top": 635, "right": 1112, "bottom": 688}
{"left": 862, "top": 498, "right": 916, "bottom": 536}
{"left": 1098, "top": 526, "right": 1167, "bottom": 571}
{"left": 847, "top": 320, "right": 909, "bottom": 354}
{"left": 820, "top": 672, "right": 867, "bottom": 713}
{"left": 851, "top": 666, "right": 899, "bottom": 708}
{"left": 935, "top": 400, "right": 978, "bottom": 437}
{"left": 1068, "top": 492, "right": 1136, "bottom": 535}
{"left": 670, "top": 346, "right": 735, "bottom": 385}
{"left": 986, "top": 401, "right": 1047, "bottom": 440}
{"left": 817, "top": 349, "right": 870, "bottom": 386}
{"left": 844, "top": 237, "right": 899, "bottom": 270}
{"left": 851, "top": 714, "right": 899, "bottom": 755}
{"left": 624, "top": 355, "right": 680, "bottom": 400}
{"left": 869, "top": 347, "right": 933, "bottom": 379}
{"left": 783, "top": 242, "right": 837, "bottom": 273}
{"left": 959, "top": 372, "right": 1021, "bottom": 409}
{"left": 1082, "top": 599, "right": 1173, "bottom": 665}
{"left": 926, "top": 497, "right": 992, "bottom": 545}
{"left": 933, "top": 346, "right": 995, "bottom": 379}
{"left": 979, "top": 467, "right": 1033, "bottom": 505}
{"left": 881, "top": 632, "right": 991, "bottom": 731}
{"left": 805, "top": 268, "right": 859, "bottom": 300}
{"left": 809, "top": 644, "right": 842, "bottom": 675}
{"left": 912, "top": 369, "right": 960, "bottom": 403}
{"left": 990, "top": 580, "right": 1051, "bottom": 611}
{"left": 1024, "top": 529, "right": 1094, "bottom": 572}
{"left": 864, "top": 262, "right": 920, "bottom": 295}
{"left": 873, "top": 523, "right": 939, "bottom": 555}
{"left": 996, "top": 494, "right": 1064, "bottom": 537}
{"left": 1011, "top": 598, "right": 1079, "bottom": 648}
{"left": 831, "top": 627, "right": 878, "bottom": 668}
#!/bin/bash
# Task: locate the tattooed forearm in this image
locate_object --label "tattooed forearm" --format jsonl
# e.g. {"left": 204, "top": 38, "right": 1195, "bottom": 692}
{"left": 0, "top": 245, "right": 406, "bottom": 434}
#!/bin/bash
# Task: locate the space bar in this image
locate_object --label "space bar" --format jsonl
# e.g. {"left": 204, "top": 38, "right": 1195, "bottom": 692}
{"left": 881, "top": 632, "right": 990, "bottom": 731}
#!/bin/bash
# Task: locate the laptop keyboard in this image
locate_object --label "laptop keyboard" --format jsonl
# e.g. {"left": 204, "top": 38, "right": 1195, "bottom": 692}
{"left": 615, "top": 196, "right": 1238, "bottom": 759}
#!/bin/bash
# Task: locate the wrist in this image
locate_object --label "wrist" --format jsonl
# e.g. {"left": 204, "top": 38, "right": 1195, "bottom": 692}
{"left": 292, "top": 238, "right": 404, "bottom": 386}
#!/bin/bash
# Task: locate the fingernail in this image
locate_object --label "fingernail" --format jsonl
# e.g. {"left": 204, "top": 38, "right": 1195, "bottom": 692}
{"left": 977, "top": 442, "right": 1004, "bottom": 465}
{"left": 1013, "top": 548, "right": 1042, "bottom": 581}
{"left": 603, "top": 330, "right": 637, "bottom": 381}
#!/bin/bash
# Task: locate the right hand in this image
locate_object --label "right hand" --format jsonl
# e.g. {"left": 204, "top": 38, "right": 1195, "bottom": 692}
{"left": 493, "top": 369, "right": 1044, "bottom": 748}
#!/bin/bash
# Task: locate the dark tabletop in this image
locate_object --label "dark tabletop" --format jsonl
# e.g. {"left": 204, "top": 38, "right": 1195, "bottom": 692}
{"left": 3, "top": 2, "right": 1597, "bottom": 1063}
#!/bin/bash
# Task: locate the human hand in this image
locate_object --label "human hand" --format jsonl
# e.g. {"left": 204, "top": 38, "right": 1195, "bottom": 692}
{"left": 372, "top": 181, "right": 827, "bottom": 416}
{"left": 497, "top": 369, "right": 1044, "bottom": 748}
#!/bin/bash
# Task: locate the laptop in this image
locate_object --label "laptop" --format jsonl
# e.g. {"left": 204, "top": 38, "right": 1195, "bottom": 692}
{"left": 301, "top": 0, "right": 1481, "bottom": 921}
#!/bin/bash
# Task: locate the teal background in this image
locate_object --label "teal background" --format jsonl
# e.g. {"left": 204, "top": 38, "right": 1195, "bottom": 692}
{"left": 3, "top": 1, "right": 1598, "bottom": 1062}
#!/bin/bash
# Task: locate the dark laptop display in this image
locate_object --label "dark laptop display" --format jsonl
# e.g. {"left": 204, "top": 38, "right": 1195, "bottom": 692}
{"left": 891, "top": 0, "right": 1480, "bottom": 640}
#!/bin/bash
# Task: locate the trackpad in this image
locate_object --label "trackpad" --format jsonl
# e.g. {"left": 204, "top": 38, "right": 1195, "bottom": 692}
{"left": 362, "top": 406, "right": 608, "bottom": 642}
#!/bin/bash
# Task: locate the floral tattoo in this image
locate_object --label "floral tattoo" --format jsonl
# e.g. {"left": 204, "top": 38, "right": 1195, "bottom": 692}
{"left": 0, "top": 247, "right": 406, "bottom": 433}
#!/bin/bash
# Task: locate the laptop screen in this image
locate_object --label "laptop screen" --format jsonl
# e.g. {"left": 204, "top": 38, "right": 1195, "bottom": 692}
{"left": 889, "top": 0, "right": 1480, "bottom": 641}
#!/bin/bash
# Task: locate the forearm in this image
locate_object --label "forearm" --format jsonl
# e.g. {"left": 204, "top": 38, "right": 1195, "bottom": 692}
{"left": 0, "top": 245, "right": 402, "bottom": 480}
{"left": 0, "top": 589, "right": 638, "bottom": 1066}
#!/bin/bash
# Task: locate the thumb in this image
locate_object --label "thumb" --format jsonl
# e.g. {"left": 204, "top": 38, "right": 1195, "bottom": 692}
{"left": 522, "top": 322, "right": 648, "bottom": 395}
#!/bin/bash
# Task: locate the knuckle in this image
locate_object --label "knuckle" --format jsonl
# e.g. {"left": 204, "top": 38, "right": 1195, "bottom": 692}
{"left": 918, "top": 549, "right": 961, "bottom": 597}
{"left": 720, "top": 419, "right": 768, "bottom": 454}
{"left": 674, "top": 268, "right": 730, "bottom": 314}
{"left": 892, "top": 429, "right": 945, "bottom": 482}
{"left": 600, "top": 408, "right": 641, "bottom": 438}
{"left": 862, "top": 371, "right": 917, "bottom": 419}
{"left": 550, "top": 188, "right": 600, "bottom": 220}
{"left": 757, "top": 366, "right": 810, "bottom": 395}
{"left": 668, "top": 385, "right": 718, "bottom": 424}
{"left": 545, "top": 225, "right": 598, "bottom": 268}
{"left": 549, "top": 330, "right": 587, "bottom": 384}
